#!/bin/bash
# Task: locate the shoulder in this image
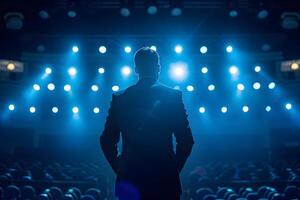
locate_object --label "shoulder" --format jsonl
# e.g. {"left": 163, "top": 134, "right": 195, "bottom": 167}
{"left": 152, "top": 83, "right": 182, "bottom": 96}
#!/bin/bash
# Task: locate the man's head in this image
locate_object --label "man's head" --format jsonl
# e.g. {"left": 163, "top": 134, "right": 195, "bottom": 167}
{"left": 134, "top": 47, "right": 160, "bottom": 79}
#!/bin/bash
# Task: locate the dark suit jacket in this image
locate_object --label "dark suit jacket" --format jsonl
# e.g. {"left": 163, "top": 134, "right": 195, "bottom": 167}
{"left": 100, "top": 78, "right": 194, "bottom": 198}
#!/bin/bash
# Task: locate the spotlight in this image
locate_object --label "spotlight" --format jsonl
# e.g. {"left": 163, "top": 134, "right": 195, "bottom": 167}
{"left": 112, "top": 85, "right": 120, "bottom": 92}
{"left": 98, "top": 67, "right": 105, "bottom": 74}
{"left": 29, "top": 106, "right": 36, "bottom": 113}
{"left": 33, "top": 84, "right": 40, "bottom": 91}
{"left": 99, "top": 46, "right": 107, "bottom": 54}
{"left": 201, "top": 67, "right": 208, "bottom": 74}
{"left": 47, "top": 83, "right": 55, "bottom": 91}
{"left": 226, "top": 45, "right": 233, "bottom": 53}
{"left": 120, "top": 7, "right": 130, "bottom": 17}
{"left": 291, "top": 62, "right": 299, "bottom": 70}
{"left": 64, "top": 84, "right": 71, "bottom": 92}
{"left": 199, "top": 107, "right": 205, "bottom": 113}
{"left": 200, "top": 46, "right": 208, "bottom": 54}
{"left": 253, "top": 82, "right": 261, "bottom": 90}
{"left": 147, "top": 5, "right": 158, "bottom": 15}
{"left": 265, "top": 106, "right": 271, "bottom": 112}
{"left": 7, "top": 63, "right": 15, "bottom": 71}
{"left": 124, "top": 46, "right": 132, "bottom": 53}
{"left": 52, "top": 107, "right": 58, "bottom": 113}
{"left": 221, "top": 106, "right": 228, "bottom": 113}
{"left": 121, "top": 66, "right": 132, "bottom": 76}
{"left": 72, "top": 106, "right": 79, "bottom": 114}
{"left": 174, "top": 45, "right": 183, "bottom": 54}
{"left": 229, "top": 10, "right": 238, "bottom": 17}
{"left": 254, "top": 66, "right": 261, "bottom": 72}
{"left": 72, "top": 46, "right": 79, "bottom": 53}
{"left": 258, "top": 9, "right": 269, "bottom": 19}
{"left": 150, "top": 45, "right": 157, "bottom": 51}
{"left": 169, "top": 62, "right": 188, "bottom": 81}
{"left": 171, "top": 7, "right": 182, "bottom": 16}
{"left": 93, "top": 107, "right": 100, "bottom": 114}
{"left": 68, "top": 67, "right": 77, "bottom": 76}
{"left": 237, "top": 83, "right": 245, "bottom": 91}
{"left": 91, "top": 84, "right": 99, "bottom": 92}
{"left": 242, "top": 106, "right": 249, "bottom": 112}
{"left": 67, "top": 10, "right": 77, "bottom": 18}
{"left": 229, "top": 65, "right": 238, "bottom": 75}
{"left": 208, "top": 84, "right": 215, "bottom": 91}
{"left": 186, "top": 85, "right": 194, "bottom": 92}
{"left": 268, "top": 82, "right": 276, "bottom": 89}
{"left": 8, "top": 104, "right": 15, "bottom": 111}
{"left": 285, "top": 103, "right": 292, "bottom": 110}
{"left": 45, "top": 67, "right": 52, "bottom": 75}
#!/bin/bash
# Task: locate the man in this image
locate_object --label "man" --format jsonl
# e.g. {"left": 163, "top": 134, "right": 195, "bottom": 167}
{"left": 100, "top": 47, "right": 194, "bottom": 200}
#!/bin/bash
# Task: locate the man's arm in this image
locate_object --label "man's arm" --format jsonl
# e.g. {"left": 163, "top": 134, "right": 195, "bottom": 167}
{"left": 100, "top": 94, "right": 120, "bottom": 173}
{"left": 173, "top": 91, "right": 194, "bottom": 172}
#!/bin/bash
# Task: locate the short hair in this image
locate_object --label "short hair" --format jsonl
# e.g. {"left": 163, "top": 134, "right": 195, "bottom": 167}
{"left": 134, "top": 47, "right": 160, "bottom": 76}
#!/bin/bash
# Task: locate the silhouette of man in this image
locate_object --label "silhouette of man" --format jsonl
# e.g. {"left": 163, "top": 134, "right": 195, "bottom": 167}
{"left": 100, "top": 47, "right": 194, "bottom": 200}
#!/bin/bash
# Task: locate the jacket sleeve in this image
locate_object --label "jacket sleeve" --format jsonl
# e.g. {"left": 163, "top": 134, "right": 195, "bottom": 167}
{"left": 100, "top": 94, "right": 121, "bottom": 173}
{"left": 173, "top": 91, "right": 194, "bottom": 172}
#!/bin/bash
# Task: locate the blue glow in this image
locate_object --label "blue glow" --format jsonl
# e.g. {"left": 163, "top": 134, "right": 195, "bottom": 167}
{"left": 33, "top": 84, "right": 40, "bottom": 91}
{"left": 229, "top": 65, "right": 238, "bottom": 75}
{"left": 72, "top": 46, "right": 79, "bottom": 53}
{"left": 68, "top": 67, "right": 77, "bottom": 76}
{"left": 47, "top": 83, "right": 55, "bottom": 91}
{"left": 243, "top": 106, "right": 249, "bottom": 112}
{"left": 91, "top": 85, "right": 99, "bottom": 92}
{"left": 98, "top": 67, "right": 105, "bottom": 74}
{"left": 169, "top": 62, "right": 188, "bottom": 82}
{"left": 201, "top": 67, "right": 208, "bottom": 74}
{"left": 72, "top": 106, "right": 79, "bottom": 114}
{"left": 45, "top": 67, "right": 52, "bottom": 75}
{"left": 99, "top": 46, "right": 107, "bottom": 54}
{"left": 265, "top": 106, "right": 271, "bottom": 112}
{"left": 93, "top": 107, "right": 100, "bottom": 114}
{"left": 64, "top": 84, "right": 71, "bottom": 92}
{"left": 29, "top": 106, "right": 36, "bottom": 113}
{"left": 124, "top": 46, "right": 132, "bottom": 53}
{"left": 200, "top": 46, "right": 208, "bottom": 54}
{"left": 253, "top": 82, "right": 261, "bottom": 90}
{"left": 150, "top": 46, "right": 157, "bottom": 51}
{"left": 285, "top": 103, "right": 292, "bottom": 110}
{"left": 8, "top": 104, "right": 15, "bottom": 111}
{"left": 237, "top": 83, "right": 245, "bottom": 91}
{"left": 174, "top": 86, "right": 180, "bottom": 90}
{"left": 199, "top": 107, "right": 205, "bottom": 113}
{"left": 174, "top": 45, "right": 183, "bottom": 54}
{"left": 208, "top": 84, "right": 215, "bottom": 91}
{"left": 121, "top": 66, "right": 132, "bottom": 76}
{"left": 226, "top": 45, "right": 233, "bottom": 53}
{"left": 254, "top": 66, "right": 261, "bottom": 72}
{"left": 112, "top": 85, "right": 120, "bottom": 92}
{"left": 52, "top": 107, "right": 58, "bottom": 113}
{"left": 186, "top": 85, "right": 194, "bottom": 92}
{"left": 268, "top": 82, "right": 276, "bottom": 89}
{"left": 221, "top": 106, "right": 228, "bottom": 113}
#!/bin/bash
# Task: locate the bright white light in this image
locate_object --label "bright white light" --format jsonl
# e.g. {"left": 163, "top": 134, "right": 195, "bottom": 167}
{"left": 208, "top": 84, "right": 215, "bottom": 91}
{"left": 29, "top": 106, "right": 36, "bottom": 113}
{"left": 45, "top": 67, "right": 52, "bottom": 75}
{"left": 72, "top": 46, "right": 79, "bottom": 53}
{"left": 8, "top": 104, "right": 15, "bottom": 111}
{"left": 268, "top": 82, "right": 276, "bottom": 89}
{"left": 265, "top": 106, "right": 271, "bottom": 112}
{"left": 52, "top": 107, "right": 58, "bottom": 113}
{"left": 121, "top": 66, "right": 132, "bottom": 76}
{"left": 72, "top": 106, "right": 79, "bottom": 114}
{"left": 226, "top": 45, "right": 233, "bottom": 53}
{"left": 91, "top": 85, "right": 99, "bottom": 92}
{"left": 68, "top": 67, "right": 77, "bottom": 76}
{"left": 124, "top": 46, "right": 132, "bottom": 53}
{"left": 99, "top": 46, "right": 107, "bottom": 54}
{"left": 200, "top": 46, "right": 208, "bottom": 54}
{"left": 47, "top": 83, "right": 55, "bottom": 91}
{"left": 93, "top": 107, "right": 100, "bottom": 114}
{"left": 33, "top": 84, "right": 40, "bottom": 91}
{"left": 254, "top": 66, "right": 261, "bottom": 72}
{"left": 253, "top": 82, "right": 261, "bottom": 90}
{"left": 64, "top": 84, "right": 71, "bottom": 92}
{"left": 285, "top": 103, "right": 292, "bottom": 110}
{"left": 150, "top": 45, "right": 157, "bottom": 51}
{"left": 112, "top": 85, "right": 120, "bottom": 92}
{"left": 242, "top": 106, "right": 249, "bottom": 112}
{"left": 199, "top": 107, "right": 206, "bottom": 113}
{"left": 221, "top": 106, "right": 228, "bottom": 113}
{"left": 237, "top": 83, "right": 245, "bottom": 91}
{"left": 169, "top": 62, "right": 188, "bottom": 81}
{"left": 229, "top": 66, "right": 238, "bottom": 75}
{"left": 186, "top": 85, "right": 194, "bottom": 92}
{"left": 174, "top": 45, "right": 183, "bottom": 54}
{"left": 201, "top": 67, "right": 208, "bottom": 74}
{"left": 98, "top": 67, "right": 105, "bottom": 74}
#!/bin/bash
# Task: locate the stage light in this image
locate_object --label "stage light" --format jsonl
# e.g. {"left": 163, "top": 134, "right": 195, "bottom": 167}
{"left": 99, "top": 46, "right": 107, "bottom": 54}
{"left": 229, "top": 65, "right": 238, "bottom": 75}
{"left": 7, "top": 63, "right": 15, "bottom": 71}
{"left": 208, "top": 84, "right": 215, "bottom": 91}
{"left": 265, "top": 106, "right": 271, "bottom": 112}
{"left": 91, "top": 84, "right": 99, "bottom": 92}
{"left": 72, "top": 46, "right": 79, "bottom": 53}
{"left": 200, "top": 46, "right": 208, "bottom": 54}
{"left": 199, "top": 107, "right": 205, "bottom": 113}
{"left": 64, "top": 84, "right": 71, "bottom": 92}
{"left": 72, "top": 106, "right": 79, "bottom": 114}
{"left": 253, "top": 82, "right": 261, "bottom": 90}
{"left": 52, "top": 107, "right": 58, "bottom": 113}
{"left": 226, "top": 45, "right": 233, "bottom": 53}
{"left": 169, "top": 62, "right": 188, "bottom": 81}
{"left": 229, "top": 10, "right": 238, "bottom": 17}
{"left": 45, "top": 67, "right": 52, "bottom": 75}
{"left": 201, "top": 67, "right": 208, "bottom": 74}
{"left": 186, "top": 85, "right": 194, "bottom": 92}
{"left": 174, "top": 45, "right": 183, "bottom": 54}
{"left": 68, "top": 67, "right": 77, "bottom": 76}
{"left": 258, "top": 9, "right": 268, "bottom": 19}
{"left": 171, "top": 7, "right": 182, "bottom": 16}
{"left": 124, "top": 46, "right": 132, "bottom": 53}
{"left": 120, "top": 7, "right": 130, "bottom": 17}
{"left": 121, "top": 66, "right": 132, "bottom": 76}
{"left": 98, "top": 67, "right": 105, "bottom": 74}
{"left": 237, "top": 83, "right": 245, "bottom": 91}
{"left": 112, "top": 85, "right": 119, "bottom": 92}
{"left": 8, "top": 104, "right": 15, "bottom": 111}
{"left": 242, "top": 106, "right": 249, "bottom": 112}
{"left": 268, "top": 82, "right": 276, "bottom": 89}
{"left": 68, "top": 10, "right": 77, "bottom": 18}
{"left": 33, "top": 84, "right": 40, "bottom": 91}
{"left": 29, "top": 106, "right": 36, "bottom": 113}
{"left": 147, "top": 5, "right": 158, "bottom": 15}
{"left": 174, "top": 86, "right": 180, "bottom": 90}
{"left": 254, "top": 66, "right": 261, "bottom": 72}
{"left": 221, "top": 106, "right": 228, "bottom": 113}
{"left": 291, "top": 62, "right": 299, "bottom": 70}
{"left": 93, "top": 107, "right": 100, "bottom": 114}
{"left": 285, "top": 103, "right": 292, "bottom": 110}
{"left": 47, "top": 83, "right": 55, "bottom": 91}
{"left": 150, "top": 45, "right": 157, "bottom": 51}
